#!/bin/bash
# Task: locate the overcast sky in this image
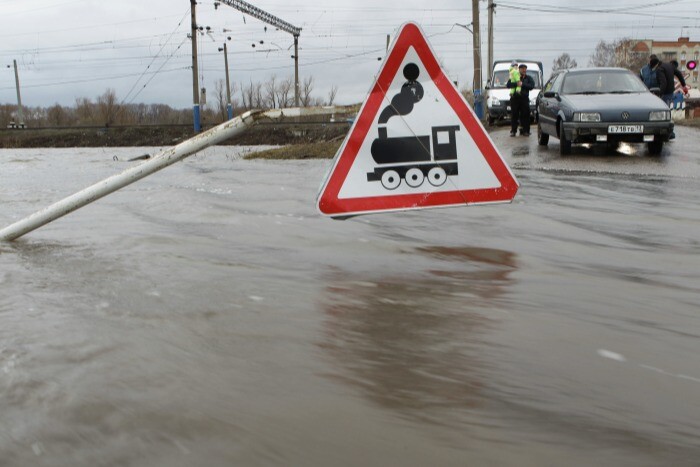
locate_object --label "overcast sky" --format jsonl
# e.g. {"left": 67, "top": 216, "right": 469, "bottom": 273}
{"left": 1, "top": 0, "right": 699, "bottom": 109}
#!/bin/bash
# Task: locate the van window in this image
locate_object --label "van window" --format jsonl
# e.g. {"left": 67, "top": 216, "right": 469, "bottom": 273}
{"left": 491, "top": 70, "right": 509, "bottom": 88}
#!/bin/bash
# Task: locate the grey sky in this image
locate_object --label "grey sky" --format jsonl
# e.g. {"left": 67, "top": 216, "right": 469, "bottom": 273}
{"left": 1, "top": 0, "right": 699, "bottom": 109}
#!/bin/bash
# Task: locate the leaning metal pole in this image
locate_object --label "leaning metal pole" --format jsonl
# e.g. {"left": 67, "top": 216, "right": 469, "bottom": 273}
{"left": 0, "top": 106, "right": 349, "bottom": 242}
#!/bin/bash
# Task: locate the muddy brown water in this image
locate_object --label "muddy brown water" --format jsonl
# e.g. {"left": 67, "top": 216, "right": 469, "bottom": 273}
{"left": 1, "top": 127, "right": 699, "bottom": 466}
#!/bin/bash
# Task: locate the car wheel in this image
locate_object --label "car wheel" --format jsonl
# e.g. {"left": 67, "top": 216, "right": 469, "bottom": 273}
{"left": 537, "top": 123, "right": 549, "bottom": 146}
{"left": 647, "top": 140, "right": 663, "bottom": 155}
{"left": 559, "top": 126, "right": 571, "bottom": 155}
{"left": 487, "top": 115, "right": 495, "bottom": 126}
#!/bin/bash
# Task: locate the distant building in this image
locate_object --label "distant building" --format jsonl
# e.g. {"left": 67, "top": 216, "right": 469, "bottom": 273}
{"left": 632, "top": 37, "right": 700, "bottom": 84}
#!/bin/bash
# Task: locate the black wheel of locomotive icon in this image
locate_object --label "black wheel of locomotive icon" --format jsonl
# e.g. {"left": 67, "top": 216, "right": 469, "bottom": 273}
{"left": 381, "top": 170, "right": 401, "bottom": 190}
{"left": 405, "top": 168, "right": 425, "bottom": 188}
{"left": 427, "top": 166, "right": 447, "bottom": 186}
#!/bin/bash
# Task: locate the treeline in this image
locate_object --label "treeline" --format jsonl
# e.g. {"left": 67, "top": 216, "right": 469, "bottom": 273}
{"left": 1, "top": 75, "right": 339, "bottom": 129}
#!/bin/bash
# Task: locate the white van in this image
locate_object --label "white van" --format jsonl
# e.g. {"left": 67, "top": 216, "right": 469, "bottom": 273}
{"left": 485, "top": 60, "right": 543, "bottom": 125}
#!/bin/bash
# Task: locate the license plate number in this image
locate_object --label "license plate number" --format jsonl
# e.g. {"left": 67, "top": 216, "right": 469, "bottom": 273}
{"left": 608, "top": 125, "right": 643, "bottom": 133}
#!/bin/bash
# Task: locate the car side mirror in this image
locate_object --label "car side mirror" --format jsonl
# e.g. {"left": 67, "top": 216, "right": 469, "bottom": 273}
{"left": 543, "top": 91, "right": 560, "bottom": 100}
{"left": 649, "top": 87, "right": 661, "bottom": 97}
{"left": 484, "top": 82, "right": 491, "bottom": 90}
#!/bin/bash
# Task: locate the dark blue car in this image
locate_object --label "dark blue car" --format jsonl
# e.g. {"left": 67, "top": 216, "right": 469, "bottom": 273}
{"left": 537, "top": 68, "right": 673, "bottom": 155}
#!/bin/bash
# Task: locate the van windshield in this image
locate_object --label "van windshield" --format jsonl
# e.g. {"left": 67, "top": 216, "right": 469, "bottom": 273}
{"left": 490, "top": 69, "right": 541, "bottom": 88}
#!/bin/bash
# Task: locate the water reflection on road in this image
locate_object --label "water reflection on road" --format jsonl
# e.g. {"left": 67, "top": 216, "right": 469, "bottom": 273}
{"left": 319, "top": 246, "right": 517, "bottom": 427}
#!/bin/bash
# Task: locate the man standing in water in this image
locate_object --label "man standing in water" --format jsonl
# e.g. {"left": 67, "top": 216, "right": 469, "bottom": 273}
{"left": 507, "top": 63, "right": 535, "bottom": 137}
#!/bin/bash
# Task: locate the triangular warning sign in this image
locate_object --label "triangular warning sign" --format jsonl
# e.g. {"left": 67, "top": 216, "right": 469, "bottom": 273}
{"left": 317, "top": 22, "right": 518, "bottom": 218}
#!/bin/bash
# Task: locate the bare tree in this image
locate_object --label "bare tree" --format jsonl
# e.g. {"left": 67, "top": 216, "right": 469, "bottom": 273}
{"left": 97, "top": 88, "right": 119, "bottom": 125}
{"left": 301, "top": 76, "right": 314, "bottom": 107}
{"left": 240, "top": 80, "right": 255, "bottom": 110}
{"left": 327, "top": 85, "right": 339, "bottom": 105}
{"left": 214, "top": 79, "right": 231, "bottom": 122}
{"left": 552, "top": 53, "right": 578, "bottom": 72}
{"left": 589, "top": 40, "right": 617, "bottom": 67}
{"left": 47, "top": 104, "right": 67, "bottom": 126}
{"left": 589, "top": 38, "right": 646, "bottom": 71}
{"left": 276, "top": 77, "right": 293, "bottom": 108}
{"left": 253, "top": 81, "right": 264, "bottom": 109}
{"left": 75, "top": 97, "right": 94, "bottom": 125}
{"left": 264, "top": 74, "right": 278, "bottom": 109}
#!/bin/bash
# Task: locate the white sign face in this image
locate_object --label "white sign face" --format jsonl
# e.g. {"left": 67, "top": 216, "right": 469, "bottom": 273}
{"left": 337, "top": 46, "right": 501, "bottom": 200}
{"left": 317, "top": 22, "right": 518, "bottom": 218}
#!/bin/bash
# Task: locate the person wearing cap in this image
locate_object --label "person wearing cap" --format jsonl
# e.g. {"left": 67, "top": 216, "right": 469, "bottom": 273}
{"left": 639, "top": 54, "right": 659, "bottom": 89}
{"left": 506, "top": 63, "right": 535, "bottom": 136}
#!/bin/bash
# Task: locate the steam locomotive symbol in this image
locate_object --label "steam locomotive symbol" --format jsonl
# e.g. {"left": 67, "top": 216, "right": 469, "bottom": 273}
{"left": 367, "top": 63, "right": 460, "bottom": 190}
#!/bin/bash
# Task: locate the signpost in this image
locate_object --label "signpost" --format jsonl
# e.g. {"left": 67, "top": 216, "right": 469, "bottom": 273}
{"left": 317, "top": 22, "right": 518, "bottom": 218}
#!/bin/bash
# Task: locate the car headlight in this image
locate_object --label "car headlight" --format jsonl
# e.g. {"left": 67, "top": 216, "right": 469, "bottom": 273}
{"left": 573, "top": 112, "right": 601, "bottom": 122}
{"left": 649, "top": 110, "right": 670, "bottom": 121}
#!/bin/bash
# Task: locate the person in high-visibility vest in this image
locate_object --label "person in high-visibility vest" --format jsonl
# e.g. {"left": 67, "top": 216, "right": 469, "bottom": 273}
{"left": 507, "top": 63, "right": 535, "bottom": 137}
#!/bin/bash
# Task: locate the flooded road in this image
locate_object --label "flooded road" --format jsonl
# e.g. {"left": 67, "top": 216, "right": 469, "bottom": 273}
{"left": 1, "top": 126, "right": 700, "bottom": 466}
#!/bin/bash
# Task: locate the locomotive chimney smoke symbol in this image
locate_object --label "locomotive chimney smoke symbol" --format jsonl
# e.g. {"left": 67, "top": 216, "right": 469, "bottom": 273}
{"left": 377, "top": 63, "right": 424, "bottom": 131}
{"left": 368, "top": 63, "right": 460, "bottom": 190}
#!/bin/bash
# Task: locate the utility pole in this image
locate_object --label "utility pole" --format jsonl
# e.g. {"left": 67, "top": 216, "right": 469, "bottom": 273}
{"left": 487, "top": 0, "right": 494, "bottom": 83}
{"left": 293, "top": 36, "right": 299, "bottom": 107}
{"left": 190, "top": 0, "right": 201, "bottom": 132}
{"left": 471, "top": 0, "right": 483, "bottom": 119}
{"left": 223, "top": 42, "right": 233, "bottom": 119}
{"left": 12, "top": 60, "right": 25, "bottom": 128}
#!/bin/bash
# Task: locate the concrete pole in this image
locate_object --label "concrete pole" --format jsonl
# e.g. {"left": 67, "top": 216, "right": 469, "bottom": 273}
{"left": 190, "top": 0, "right": 201, "bottom": 132}
{"left": 13, "top": 60, "right": 25, "bottom": 127}
{"left": 223, "top": 42, "right": 233, "bottom": 120}
{"left": 294, "top": 35, "right": 300, "bottom": 107}
{"left": 487, "top": 0, "right": 494, "bottom": 83}
{"left": 471, "top": 0, "right": 483, "bottom": 119}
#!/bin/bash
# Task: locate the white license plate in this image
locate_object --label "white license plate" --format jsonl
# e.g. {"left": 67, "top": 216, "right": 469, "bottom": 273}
{"left": 608, "top": 125, "right": 643, "bottom": 133}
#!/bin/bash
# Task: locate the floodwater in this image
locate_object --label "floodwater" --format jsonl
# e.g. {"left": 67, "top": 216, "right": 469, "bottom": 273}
{"left": 1, "top": 126, "right": 700, "bottom": 466}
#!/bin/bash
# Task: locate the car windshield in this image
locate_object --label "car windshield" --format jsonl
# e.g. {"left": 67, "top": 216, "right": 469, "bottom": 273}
{"left": 561, "top": 70, "right": 648, "bottom": 94}
{"left": 490, "top": 69, "right": 541, "bottom": 89}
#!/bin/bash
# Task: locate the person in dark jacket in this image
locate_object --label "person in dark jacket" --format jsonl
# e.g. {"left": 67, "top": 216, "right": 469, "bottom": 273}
{"left": 506, "top": 64, "right": 535, "bottom": 136}
{"left": 655, "top": 59, "right": 688, "bottom": 139}
{"left": 655, "top": 58, "right": 687, "bottom": 105}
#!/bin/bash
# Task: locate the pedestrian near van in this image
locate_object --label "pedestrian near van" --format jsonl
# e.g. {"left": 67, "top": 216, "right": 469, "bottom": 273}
{"left": 507, "top": 64, "right": 535, "bottom": 137}
{"left": 639, "top": 54, "right": 659, "bottom": 89}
